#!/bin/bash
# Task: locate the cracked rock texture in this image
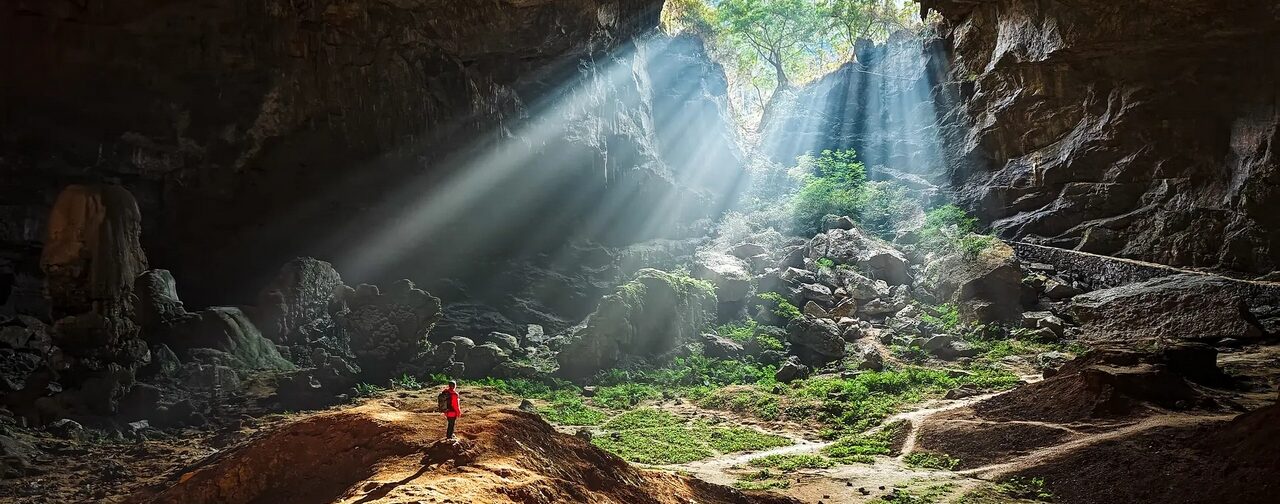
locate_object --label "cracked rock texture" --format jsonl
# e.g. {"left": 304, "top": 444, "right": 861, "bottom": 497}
{"left": 926, "top": 0, "right": 1280, "bottom": 274}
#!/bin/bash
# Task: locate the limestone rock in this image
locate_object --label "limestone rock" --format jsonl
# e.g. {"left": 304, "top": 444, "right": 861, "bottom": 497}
{"left": 922, "top": 237, "right": 1024, "bottom": 323}
{"left": 1070, "top": 274, "right": 1266, "bottom": 343}
{"left": 159, "top": 307, "right": 294, "bottom": 372}
{"left": 40, "top": 185, "right": 147, "bottom": 319}
{"left": 786, "top": 317, "right": 846, "bottom": 365}
{"left": 693, "top": 252, "right": 753, "bottom": 303}
{"left": 556, "top": 269, "right": 716, "bottom": 380}
{"left": 700, "top": 332, "right": 745, "bottom": 359}
{"left": 809, "top": 227, "right": 911, "bottom": 285}
{"left": 133, "top": 270, "right": 186, "bottom": 329}
{"left": 334, "top": 280, "right": 443, "bottom": 376}
{"left": 254, "top": 257, "right": 344, "bottom": 344}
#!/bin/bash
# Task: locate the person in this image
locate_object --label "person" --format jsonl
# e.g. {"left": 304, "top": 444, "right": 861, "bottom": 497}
{"left": 442, "top": 380, "right": 461, "bottom": 439}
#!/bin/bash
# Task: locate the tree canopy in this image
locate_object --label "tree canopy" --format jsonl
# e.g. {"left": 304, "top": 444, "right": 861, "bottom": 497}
{"left": 661, "top": 0, "right": 925, "bottom": 129}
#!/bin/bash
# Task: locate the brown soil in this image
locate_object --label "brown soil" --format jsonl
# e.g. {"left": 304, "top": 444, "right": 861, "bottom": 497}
{"left": 128, "top": 394, "right": 798, "bottom": 504}
{"left": 1008, "top": 403, "right": 1280, "bottom": 504}
{"left": 914, "top": 413, "right": 1078, "bottom": 470}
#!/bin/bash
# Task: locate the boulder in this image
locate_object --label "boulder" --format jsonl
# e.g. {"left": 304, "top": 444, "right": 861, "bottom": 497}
{"left": 802, "top": 301, "right": 829, "bottom": 318}
{"left": 808, "top": 227, "right": 910, "bottom": 285}
{"left": 921, "top": 237, "right": 1024, "bottom": 323}
{"left": 482, "top": 332, "right": 521, "bottom": 355}
{"left": 0, "top": 316, "right": 51, "bottom": 353}
{"left": 700, "top": 333, "right": 745, "bottom": 359}
{"left": 1043, "top": 278, "right": 1081, "bottom": 300}
{"left": 253, "top": 257, "right": 344, "bottom": 344}
{"left": 775, "top": 357, "right": 810, "bottom": 383}
{"left": 40, "top": 185, "right": 147, "bottom": 319}
{"left": 786, "top": 317, "right": 846, "bottom": 365}
{"left": 922, "top": 335, "right": 979, "bottom": 360}
{"left": 693, "top": 252, "right": 753, "bottom": 303}
{"left": 0, "top": 434, "right": 42, "bottom": 478}
{"left": 799, "top": 283, "right": 834, "bottom": 305}
{"left": 728, "top": 243, "right": 769, "bottom": 259}
{"left": 334, "top": 280, "right": 443, "bottom": 376}
{"left": 46, "top": 419, "right": 84, "bottom": 440}
{"left": 556, "top": 269, "right": 716, "bottom": 380}
{"left": 854, "top": 342, "right": 884, "bottom": 371}
{"left": 159, "top": 307, "right": 294, "bottom": 372}
{"left": 780, "top": 267, "right": 817, "bottom": 285}
{"left": 1070, "top": 274, "right": 1266, "bottom": 343}
{"left": 133, "top": 269, "right": 186, "bottom": 329}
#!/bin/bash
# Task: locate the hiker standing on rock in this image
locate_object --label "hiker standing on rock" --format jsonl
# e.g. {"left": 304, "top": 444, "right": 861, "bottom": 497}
{"left": 438, "top": 380, "right": 461, "bottom": 439}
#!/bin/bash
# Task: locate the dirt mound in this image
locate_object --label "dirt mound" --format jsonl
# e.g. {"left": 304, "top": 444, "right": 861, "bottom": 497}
{"left": 131, "top": 401, "right": 797, "bottom": 504}
{"left": 913, "top": 414, "right": 1077, "bottom": 470}
{"left": 974, "top": 347, "right": 1223, "bottom": 425}
{"left": 1010, "top": 402, "right": 1280, "bottom": 504}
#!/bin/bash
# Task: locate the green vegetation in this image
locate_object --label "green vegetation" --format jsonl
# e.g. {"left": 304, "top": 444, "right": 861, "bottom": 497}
{"left": 998, "top": 477, "right": 1054, "bottom": 501}
{"left": 758, "top": 291, "right": 802, "bottom": 321}
{"left": 791, "top": 149, "right": 869, "bottom": 235}
{"left": 734, "top": 469, "right": 791, "bottom": 490}
{"left": 661, "top": 0, "right": 923, "bottom": 125}
{"left": 539, "top": 396, "right": 606, "bottom": 426}
{"left": 822, "top": 421, "right": 902, "bottom": 463}
{"left": 873, "top": 483, "right": 959, "bottom": 504}
{"left": 717, "top": 319, "right": 759, "bottom": 342}
{"left": 389, "top": 373, "right": 423, "bottom": 390}
{"left": 353, "top": 382, "right": 383, "bottom": 397}
{"left": 919, "top": 303, "right": 961, "bottom": 332}
{"left": 748, "top": 453, "right": 833, "bottom": 471}
{"left": 903, "top": 451, "right": 961, "bottom": 470}
{"left": 602, "top": 408, "right": 683, "bottom": 430}
{"left": 919, "top": 204, "right": 997, "bottom": 257}
{"left": 697, "top": 386, "right": 783, "bottom": 421}
{"left": 594, "top": 383, "right": 662, "bottom": 410}
{"left": 593, "top": 427, "right": 715, "bottom": 465}
{"left": 815, "top": 257, "right": 836, "bottom": 269}
{"left": 594, "top": 420, "right": 790, "bottom": 465}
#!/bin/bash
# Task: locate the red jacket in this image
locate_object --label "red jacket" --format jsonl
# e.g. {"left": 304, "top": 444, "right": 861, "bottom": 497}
{"left": 444, "top": 388, "right": 461, "bottom": 418}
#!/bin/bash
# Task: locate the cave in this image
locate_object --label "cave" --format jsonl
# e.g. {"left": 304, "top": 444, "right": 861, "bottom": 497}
{"left": 1, "top": 1, "right": 1277, "bottom": 503}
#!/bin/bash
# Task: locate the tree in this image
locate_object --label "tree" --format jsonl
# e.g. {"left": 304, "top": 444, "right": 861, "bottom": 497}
{"left": 716, "top": 0, "right": 825, "bottom": 102}
{"left": 822, "top": 0, "right": 916, "bottom": 59}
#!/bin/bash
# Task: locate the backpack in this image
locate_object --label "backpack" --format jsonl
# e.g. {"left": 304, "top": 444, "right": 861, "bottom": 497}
{"left": 436, "top": 389, "right": 451, "bottom": 413}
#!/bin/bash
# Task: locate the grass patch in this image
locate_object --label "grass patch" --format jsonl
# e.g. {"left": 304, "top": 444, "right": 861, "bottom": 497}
{"left": 593, "top": 383, "right": 662, "bottom": 409}
{"left": 904, "top": 451, "right": 961, "bottom": 470}
{"left": 734, "top": 469, "right": 791, "bottom": 491}
{"left": 696, "top": 386, "right": 782, "bottom": 421}
{"left": 703, "top": 424, "right": 792, "bottom": 453}
{"left": 592, "top": 427, "right": 714, "bottom": 465}
{"left": 748, "top": 454, "right": 833, "bottom": 472}
{"left": 602, "top": 408, "right": 682, "bottom": 430}
{"left": 539, "top": 396, "right": 605, "bottom": 426}
{"left": 873, "top": 483, "right": 958, "bottom": 504}
{"left": 822, "top": 421, "right": 902, "bottom": 463}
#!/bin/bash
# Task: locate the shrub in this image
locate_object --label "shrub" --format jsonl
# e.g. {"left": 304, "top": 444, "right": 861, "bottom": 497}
{"left": 791, "top": 149, "right": 869, "bottom": 235}
{"left": 389, "top": 373, "right": 423, "bottom": 390}
{"left": 717, "top": 320, "right": 759, "bottom": 342}
{"left": 758, "top": 292, "right": 802, "bottom": 321}
{"left": 904, "top": 451, "right": 961, "bottom": 470}
{"left": 594, "top": 383, "right": 662, "bottom": 410}
{"left": 858, "top": 181, "right": 917, "bottom": 240}
{"left": 734, "top": 469, "right": 791, "bottom": 490}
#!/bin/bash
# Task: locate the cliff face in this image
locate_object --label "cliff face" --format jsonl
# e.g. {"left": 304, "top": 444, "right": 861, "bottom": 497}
{"left": 1, "top": 0, "right": 742, "bottom": 314}
{"left": 926, "top": 0, "right": 1280, "bottom": 274}
{"left": 765, "top": 0, "right": 1279, "bottom": 276}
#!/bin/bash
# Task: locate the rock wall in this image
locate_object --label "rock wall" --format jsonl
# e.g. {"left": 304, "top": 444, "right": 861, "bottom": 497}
{"left": 765, "top": 1, "right": 1279, "bottom": 276}
{"left": 925, "top": 0, "right": 1280, "bottom": 274}
{"left": 1, "top": 1, "right": 742, "bottom": 320}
